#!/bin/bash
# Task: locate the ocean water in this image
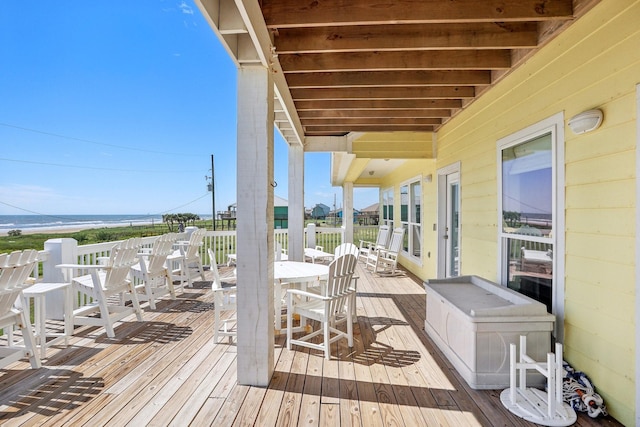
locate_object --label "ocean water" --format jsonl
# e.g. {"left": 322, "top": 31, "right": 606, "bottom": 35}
{"left": 0, "top": 214, "right": 166, "bottom": 234}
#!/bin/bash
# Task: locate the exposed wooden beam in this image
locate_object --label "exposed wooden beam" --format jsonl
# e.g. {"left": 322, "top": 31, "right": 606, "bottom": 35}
{"left": 305, "top": 125, "right": 436, "bottom": 134}
{"left": 298, "top": 109, "right": 452, "bottom": 119}
{"left": 302, "top": 118, "right": 442, "bottom": 126}
{"left": 262, "top": 0, "right": 573, "bottom": 28}
{"left": 279, "top": 50, "right": 511, "bottom": 72}
{"left": 285, "top": 70, "right": 491, "bottom": 88}
{"left": 295, "top": 99, "right": 463, "bottom": 110}
{"left": 273, "top": 22, "right": 538, "bottom": 53}
{"left": 290, "top": 86, "right": 474, "bottom": 100}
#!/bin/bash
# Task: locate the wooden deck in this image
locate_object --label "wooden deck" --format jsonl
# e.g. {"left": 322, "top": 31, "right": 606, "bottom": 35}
{"left": 0, "top": 263, "right": 621, "bottom": 426}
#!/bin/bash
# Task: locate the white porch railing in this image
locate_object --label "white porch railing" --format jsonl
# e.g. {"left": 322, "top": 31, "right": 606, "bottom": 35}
{"left": 39, "top": 226, "right": 354, "bottom": 274}
{"left": 203, "top": 227, "right": 345, "bottom": 265}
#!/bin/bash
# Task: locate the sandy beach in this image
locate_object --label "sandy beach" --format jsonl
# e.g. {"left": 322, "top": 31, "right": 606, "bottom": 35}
{"left": 0, "top": 222, "right": 158, "bottom": 237}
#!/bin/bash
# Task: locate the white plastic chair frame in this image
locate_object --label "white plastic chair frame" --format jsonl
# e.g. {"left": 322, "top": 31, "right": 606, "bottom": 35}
{"left": 63, "top": 238, "right": 144, "bottom": 338}
{"left": 208, "top": 248, "right": 237, "bottom": 343}
{"left": 130, "top": 233, "right": 178, "bottom": 310}
{"left": 286, "top": 254, "right": 357, "bottom": 360}
{"left": 168, "top": 229, "right": 206, "bottom": 288}
{"left": 333, "top": 243, "right": 360, "bottom": 320}
{"left": 0, "top": 249, "right": 41, "bottom": 369}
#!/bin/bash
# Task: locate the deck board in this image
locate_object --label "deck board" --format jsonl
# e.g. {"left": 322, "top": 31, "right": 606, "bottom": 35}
{"left": 0, "top": 263, "right": 623, "bottom": 426}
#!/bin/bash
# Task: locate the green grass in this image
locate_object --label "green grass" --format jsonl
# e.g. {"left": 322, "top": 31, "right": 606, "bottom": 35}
{"left": 0, "top": 220, "right": 216, "bottom": 252}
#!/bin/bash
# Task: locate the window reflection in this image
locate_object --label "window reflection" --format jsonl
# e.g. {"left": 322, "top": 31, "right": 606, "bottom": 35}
{"left": 502, "top": 133, "right": 553, "bottom": 237}
{"left": 506, "top": 238, "right": 553, "bottom": 312}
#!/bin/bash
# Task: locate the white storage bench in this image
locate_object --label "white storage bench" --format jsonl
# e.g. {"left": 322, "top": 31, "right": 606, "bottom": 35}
{"left": 424, "top": 275, "right": 555, "bottom": 389}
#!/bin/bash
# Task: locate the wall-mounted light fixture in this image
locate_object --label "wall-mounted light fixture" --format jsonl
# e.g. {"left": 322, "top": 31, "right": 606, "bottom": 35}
{"left": 424, "top": 174, "right": 433, "bottom": 183}
{"left": 568, "top": 109, "right": 603, "bottom": 135}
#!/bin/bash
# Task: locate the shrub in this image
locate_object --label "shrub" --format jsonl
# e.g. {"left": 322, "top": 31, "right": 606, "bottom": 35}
{"left": 95, "top": 230, "right": 117, "bottom": 242}
{"left": 7, "top": 229, "right": 22, "bottom": 237}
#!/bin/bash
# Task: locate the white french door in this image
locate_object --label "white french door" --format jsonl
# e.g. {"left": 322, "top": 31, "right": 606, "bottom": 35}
{"left": 445, "top": 172, "right": 460, "bottom": 277}
{"left": 437, "top": 163, "right": 461, "bottom": 278}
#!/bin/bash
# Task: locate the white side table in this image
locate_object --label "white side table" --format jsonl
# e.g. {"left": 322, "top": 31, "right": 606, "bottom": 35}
{"left": 21, "top": 282, "right": 73, "bottom": 359}
{"left": 166, "top": 252, "right": 187, "bottom": 288}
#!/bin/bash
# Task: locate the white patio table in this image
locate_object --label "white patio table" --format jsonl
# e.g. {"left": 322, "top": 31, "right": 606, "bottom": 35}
{"left": 273, "top": 261, "right": 329, "bottom": 334}
{"left": 303, "top": 247, "right": 334, "bottom": 264}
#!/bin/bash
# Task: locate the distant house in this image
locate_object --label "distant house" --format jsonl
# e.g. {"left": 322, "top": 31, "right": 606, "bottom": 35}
{"left": 357, "top": 203, "right": 379, "bottom": 225}
{"left": 230, "top": 197, "right": 288, "bottom": 228}
{"left": 274, "top": 195, "right": 288, "bottom": 229}
{"left": 332, "top": 208, "right": 360, "bottom": 223}
{"left": 311, "top": 203, "right": 330, "bottom": 219}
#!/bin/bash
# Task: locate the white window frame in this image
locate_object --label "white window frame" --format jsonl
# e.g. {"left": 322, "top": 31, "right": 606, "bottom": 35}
{"left": 497, "top": 112, "right": 565, "bottom": 341}
{"left": 381, "top": 187, "right": 394, "bottom": 227}
{"left": 399, "top": 176, "right": 422, "bottom": 264}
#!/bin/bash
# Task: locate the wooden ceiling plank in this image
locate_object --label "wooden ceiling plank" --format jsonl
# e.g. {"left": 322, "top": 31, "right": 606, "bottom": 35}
{"left": 295, "top": 99, "right": 463, "bottom": 110}
{"left": 262, "top": 0, "right": 573, "bottom": 28}
{"left": 273, "top": 22, "right": 538, "bottom": 53}
{"left": 298, "top": 109, "right": 452, "bottom": 119}
{"left": 279, "top": 50, "right": 511, "bottom": 72}
{"left": 290, "top": 86, "right": 475, "bottom": 100}
{"left": 285, "top": 70, "right": 492, "bottom": 88}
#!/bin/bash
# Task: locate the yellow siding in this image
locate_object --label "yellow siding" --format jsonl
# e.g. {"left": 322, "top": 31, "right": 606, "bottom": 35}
{"left": 341, "top": 2, "right": 639, "bottom": 422}
{"left": 430, "top": 1, "right": 640, "bottom": 424}
{"left": 353, "top": 131, "right": 434, "bottom": 159}
{"left": 378, "top": 158, "right": 437, "bottom": 279}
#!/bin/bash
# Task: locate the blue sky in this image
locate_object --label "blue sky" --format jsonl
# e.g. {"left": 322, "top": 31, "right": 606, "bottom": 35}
{"left": 0, "top": 1, "right": 378, "bottom": 217}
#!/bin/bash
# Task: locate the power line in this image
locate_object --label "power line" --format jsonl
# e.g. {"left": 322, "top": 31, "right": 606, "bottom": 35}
{"left": 0, "top": 157, "right": 171, "bottom": 174}
{"left": 163, "top": 193, "right": 211, "bottom": 214}
{"left": 0, "top": 122, "right": 202, "bottom": 157}
{"left": 0, "top": 193, "right": 212, "bottom": 220}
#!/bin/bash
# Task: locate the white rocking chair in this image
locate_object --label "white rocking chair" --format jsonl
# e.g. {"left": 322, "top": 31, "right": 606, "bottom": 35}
{"left": 366, "top": 227, "right": 405, "bottom": 275}
{"left": 358, "top": 225, "right": 390, "bottom": 264}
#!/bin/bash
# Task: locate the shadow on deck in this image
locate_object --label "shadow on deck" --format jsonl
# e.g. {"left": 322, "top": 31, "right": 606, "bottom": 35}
{"left": 0, "top": 263, "right": 622, "bottom": 426}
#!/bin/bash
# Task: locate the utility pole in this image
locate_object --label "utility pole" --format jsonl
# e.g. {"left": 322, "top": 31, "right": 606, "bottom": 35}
{"left": 333, "top": 193, "right": 337, "bottom": 226}
{"left": 211, "top": 154, "right": 216, "bottom": 231}
{"left": 206, "top": 155, "right": 216, "bottom": 231}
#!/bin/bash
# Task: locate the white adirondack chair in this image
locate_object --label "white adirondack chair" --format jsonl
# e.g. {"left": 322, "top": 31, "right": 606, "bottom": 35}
{"left": 168, "top": 228, "right": 206, "bottom": 287}
{"left": 358, "top": 225, "right": 390, "bottom": 264}
{"left": 0, "top": 249, "right": 41, "bottom": 369}
{"left": 61, "top": 237, "right": 144, "bottom": 338}
{"left": 334, "top": 243, "right": 359, "bottom": 258}
{"left": 208, "top": 248, "right": 237, "bottom": 343}
{"left": 367, "top": 227, "right": 405, "bottom": 275}
{"left": 129, "top": 233, "right": 178, "bottom": 310}
{"left": 333, "top": 243, "right": 360, "bottom": 319}
{"left": 286, "top": 254, "right": 357, "bottom": 360}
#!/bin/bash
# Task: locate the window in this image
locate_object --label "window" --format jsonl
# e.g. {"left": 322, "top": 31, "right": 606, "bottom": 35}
{"left": 381, "top": 188, "right": 393, "bottom": 226}
{"left": 497, "top": 113, "right": 564, "bottom": 320}
{"left": 400, "top": 179, "right": 422, "bottom": 260}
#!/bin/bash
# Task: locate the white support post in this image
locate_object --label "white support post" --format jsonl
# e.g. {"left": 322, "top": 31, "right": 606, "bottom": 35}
{"left": 288, "top": 143, "right": 304, "bottom": 261}
{"left": 236, "top": 65, "right": 275, "bottom": 386}
{"left": 343, "top": 181, "right": 354, "bottom": 244}
{"left": 43, "top": 238, "right": 78, "bottom": 282}
{"left": 43, "top": 238, "right": 77, "bottom": 319}
{"left": 306, "top": 223, "right": 316, "bottom": 248}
